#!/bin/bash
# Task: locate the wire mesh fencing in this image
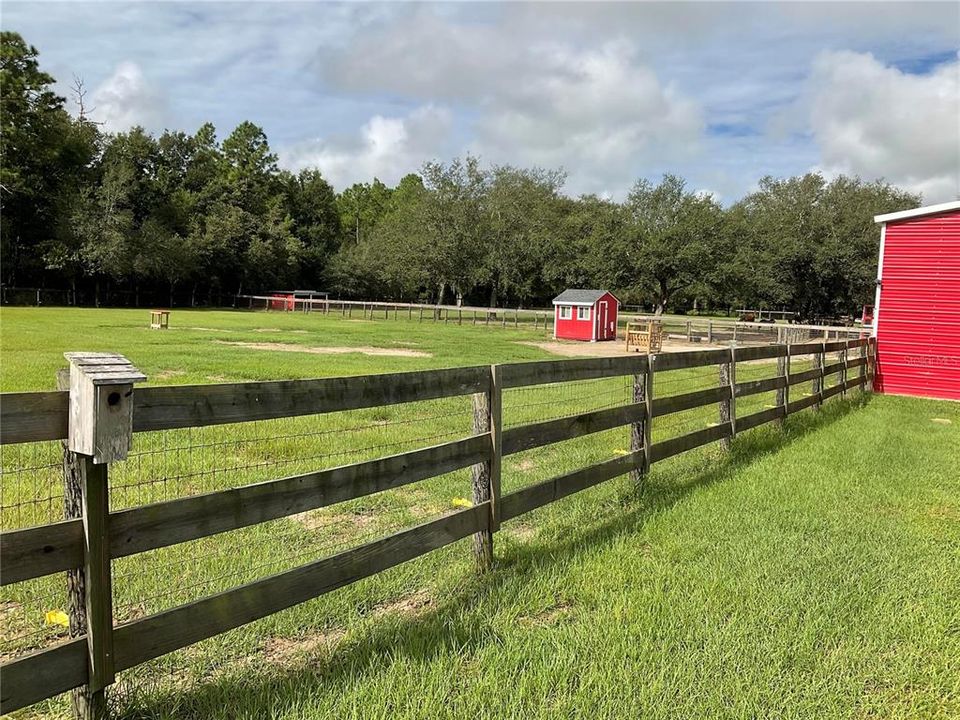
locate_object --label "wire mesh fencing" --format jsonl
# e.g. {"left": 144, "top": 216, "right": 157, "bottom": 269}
{"left": 1, "top": 341, "right": 872, "bottom": 716}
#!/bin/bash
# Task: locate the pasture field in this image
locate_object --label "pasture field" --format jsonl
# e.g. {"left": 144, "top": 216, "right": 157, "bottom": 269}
{"left": 1, "top": 307, "right": 957, "bottom": 719}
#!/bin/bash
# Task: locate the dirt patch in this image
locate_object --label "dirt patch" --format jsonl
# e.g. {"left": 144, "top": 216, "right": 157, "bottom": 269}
{"left": 518, "top": 600, "right": 575, "bottom": 627}
{"left": 925, "top": 505, "right": 958, "bottom": 520}
{"left": 518, "top": 338, "right": 727, "bottom": 358}
{"left": 154, "top": 368, "right": 186, "bottom": 381}
{"left": 370, "top": 590, "right": 433, "bottom": 619}
{"left": 931, "top": 418, "right": 952, "bottom": 425}
{"left": 215, "top": 340, "right": 431, "bottom": 358}
{"left": 262, "top": 628, "right": 346, "bottom": 664}
{"left": 290, "top": 509, "right": 378, "bottom": 533}
{"left": 505, "top": 523, "right": 536, "bottom": 541}
{"left": 517, "top": 458, "right": 536, "bottom": 472}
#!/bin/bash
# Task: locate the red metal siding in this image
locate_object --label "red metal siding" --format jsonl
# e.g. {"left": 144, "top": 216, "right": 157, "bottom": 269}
{"left": 875, "top": 210, "right": 960, "bottom": 400}
{"left": 554, "top": 292, "right": 620, "bottom": 341}
{"left": 555, "top": 305, "right": 594, "bottom": 340}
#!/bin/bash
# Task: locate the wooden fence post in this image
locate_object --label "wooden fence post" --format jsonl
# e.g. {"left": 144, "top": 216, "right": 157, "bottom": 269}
{"left": 62, "top": 353, "right": 146, "bottom": 720}
{"left": 707, "top": 320, "right": 713, "bottom": 343}
{"left": 643, "top": 356, "right": 655, "bottom": 474}
{"left": 630, "top": 357, "right": 652, "bottom": 482}
{"left": 776, "top": 344, "right": 789, "bottom": 426}
{"left": 841, "top": 340, "right": 849, "bottom": 398}
{"left": 719, "top": 347, "right": 736, "bottom": 449}
{"left": 471, "top": 365, "right": 502, "bottom": 571}
{"left": 813, "top": 343, "right": 825, "bottom": 410}
{"left": 57, "top": 371, "right": 96, "bottom": 719}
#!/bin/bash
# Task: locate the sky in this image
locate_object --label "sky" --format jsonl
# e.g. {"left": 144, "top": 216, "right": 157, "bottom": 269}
{"left": 4, "top": 1, "right": 959, "bottom": 203}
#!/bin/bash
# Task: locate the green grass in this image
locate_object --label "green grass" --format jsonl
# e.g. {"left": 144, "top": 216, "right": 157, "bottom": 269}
{"left": 1, "top": 308, "right": 957, "bottom": 719}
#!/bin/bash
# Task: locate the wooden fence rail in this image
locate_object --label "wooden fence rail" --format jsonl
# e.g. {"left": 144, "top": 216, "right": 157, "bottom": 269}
{"left": 0, "top": 337, "right": 875, "bottom": 716}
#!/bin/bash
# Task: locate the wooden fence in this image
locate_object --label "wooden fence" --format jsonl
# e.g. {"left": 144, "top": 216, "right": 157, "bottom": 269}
{"left": 0, "top": 338, "right": 875, "bottom": 716}
{"left": 233, "top": 294, "right": 865, "bottom": 344}
{"left": 234, "top": 294, "right": 555, "bottom": 331}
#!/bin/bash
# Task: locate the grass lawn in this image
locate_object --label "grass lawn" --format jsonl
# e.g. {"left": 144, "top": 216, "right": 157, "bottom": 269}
{"left": 1, "top": 307, "right": 957, "bottom": 719}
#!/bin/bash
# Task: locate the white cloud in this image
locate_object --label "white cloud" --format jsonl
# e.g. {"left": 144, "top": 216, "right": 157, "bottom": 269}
{"left": 808, "top": 50, "right": 960, "bottom": 203}
{"left": 278, "top": 104, "right": 453, "bottom": 187}
{"left": 91, "top": 61, "right": 168, "bottom": 133}
{"left": 320, "top": 13, "right": 703, "bottom": 196}
{"left": 469, "top": 40, "right": 703, "bottom": 196}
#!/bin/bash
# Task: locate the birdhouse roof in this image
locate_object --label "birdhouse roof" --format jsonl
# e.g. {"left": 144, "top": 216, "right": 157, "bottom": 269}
{"left": 64, "top": 352, "right": 147, "bottom": 385}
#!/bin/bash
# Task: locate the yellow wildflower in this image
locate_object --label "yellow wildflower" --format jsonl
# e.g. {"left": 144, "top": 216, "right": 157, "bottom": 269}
{"left": 450, "top": 497, "right": 473, "bottom": 508}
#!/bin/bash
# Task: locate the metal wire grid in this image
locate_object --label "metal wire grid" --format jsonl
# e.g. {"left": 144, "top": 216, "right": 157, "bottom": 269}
{"left": 0, "top": 573, "right": 71, "bottom": 662}
{"left": 109, "top": 396, "right": 475, "bottom": 512}
{"left": 109, "top": 397, "right": 475, "bottom": 613}
{"left": 652, "top": 366, "right": 726, "bottom": 443}
{"left": 502, "top": 375, "right": 634, "bottom": 429}
{"left": 0, "top": 440, "right": 65, "bottom": 531}
{"left": 0, "top": 440, "right": 72, "bottom": 660}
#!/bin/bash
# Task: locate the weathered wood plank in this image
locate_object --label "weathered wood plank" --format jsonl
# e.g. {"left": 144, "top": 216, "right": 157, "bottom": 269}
{"left": 822, "top": 361, "right": 845, "bottom": 377}
{"left": 847, "top": 355, "right": 868, "bottom": 369}
{"left": 79, "top": 459, "right": 115, "bottom": 695}
{"left": 499, "top": 355, "right": 648, "bottom": 389}
{"left": 0, "top": 519, "right": 84, "bottom": 585}
{"left": 789, "top": 367, "right": 821, "bottom": 385}
{"left": 822, "top": 383, "right": 844, "bottom": 400}
{"left": 113, "top": 505, "right": 487, "bottom": 671}
{"left": 734, "top": 345, "right": 786, "bottom": 362}
{"left": 734, "top": 376, "right": 786, "bottom": 397}
{"left": 823, "top": 340, "right": 849, "bottom": 352}
{"left": 650, "top": 423, "right": 731, "bottom": 463}
{"left": 471, "top": 388, "right": 493, "bottom": 570}
{"left": 500, "top": 452, "right": 643, "bottom": 521}
{"left": 845, "top": 376, "right": 864, "bottom": 391}
{"left": 651, "top": 349, "right": 731, "bottom": 371}
{"left": 502, "top": 403, "right": 646, "bottom": 456}
{"left": 133, "top": 366, "right": 489, "bottom": 431}
{"left": 787, "top": 394, "right": 818, "bottom": 413}
{"left": 736, "top": 406, "right": 785, "bottom": 432}
{"left": 0, "top": 390, "right": 69, "bottom": 444}
{"left": 652, "top": 386, "right": 729, "bottom": 417}
{"left": 0, "top": 638, "right": 88, "bottom": 714}
{"left": 489, "top": 365, "right": 503, "bottom": 531}
{"left": 787, "top": 342, "right": 828, "bottom": 356}
{"left": 110, "top": 435, "right": 489, "bottom": 558}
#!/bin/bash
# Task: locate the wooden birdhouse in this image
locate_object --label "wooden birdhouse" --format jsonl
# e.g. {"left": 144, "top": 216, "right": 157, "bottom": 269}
{"left": 65, "top": 352, "right": 147, "bottom": 464}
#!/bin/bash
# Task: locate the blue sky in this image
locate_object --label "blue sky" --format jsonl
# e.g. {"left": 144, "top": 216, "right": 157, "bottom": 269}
{"left": 4, "top": 1, "right": 958, "bottom": 202}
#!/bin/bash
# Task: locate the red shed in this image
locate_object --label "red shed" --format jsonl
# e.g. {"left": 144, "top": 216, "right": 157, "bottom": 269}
{"left": 873, "top": 200, "right": 960, "bottom": 401}
{"left": 552, "top": 289, "right": 619, "bottom": 342}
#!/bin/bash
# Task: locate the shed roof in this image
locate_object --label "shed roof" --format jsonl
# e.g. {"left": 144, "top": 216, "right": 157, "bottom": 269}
{"left": 874, "top": 200, "right": 960, "bottom": 225}
{"left": 552, "top": 289, "right": 611, "bottom": 306}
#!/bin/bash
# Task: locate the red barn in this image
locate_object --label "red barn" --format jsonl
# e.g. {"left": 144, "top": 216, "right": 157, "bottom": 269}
{"left": 552, "top": 289, "right": 619, "bottom": 342}
{"left": 873, "top": 200, "right": 960, "bottom": 401}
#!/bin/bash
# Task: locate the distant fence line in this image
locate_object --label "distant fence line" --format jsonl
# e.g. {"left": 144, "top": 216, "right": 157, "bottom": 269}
{"left": 236, "top": 294, "right": 866, "bottom": 344}
{"left": 1, "top": 288, "right": 866, "bottom": 345}
{"left": 0, "top": 337, "right": 875, "bottom": 716}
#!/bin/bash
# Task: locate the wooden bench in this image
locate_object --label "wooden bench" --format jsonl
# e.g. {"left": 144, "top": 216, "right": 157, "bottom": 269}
{"left": 150, "top": 310, "right": 170, "bottom": 330}
{"left": 625, "top": 320, "right": 662, "bottom": 353}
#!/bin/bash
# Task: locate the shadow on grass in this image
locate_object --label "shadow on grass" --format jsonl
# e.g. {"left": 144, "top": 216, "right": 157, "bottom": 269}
{"left": 114, "top": 394, "right": 871, "bottom": 719}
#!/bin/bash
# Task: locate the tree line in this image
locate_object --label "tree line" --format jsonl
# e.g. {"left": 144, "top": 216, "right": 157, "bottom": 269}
{"left": 1, "top": 32, "right": 919, "bottom": 319}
